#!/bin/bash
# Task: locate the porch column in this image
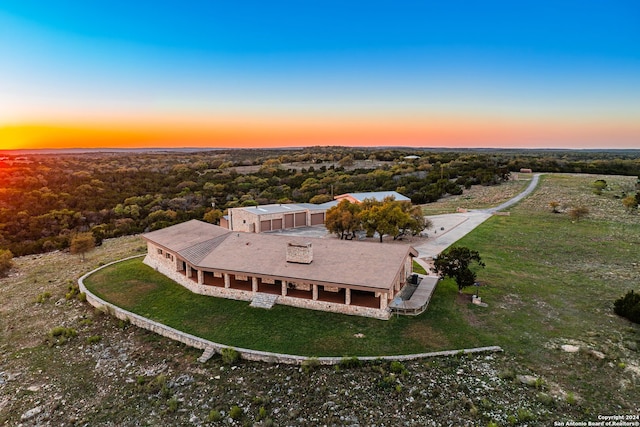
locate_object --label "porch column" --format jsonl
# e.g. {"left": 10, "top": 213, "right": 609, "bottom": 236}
{"left": 252, "top": 277, "right": 258, "bottom": 293}
{"left": 281, "top": 281, "right": 287, "bottom": 296}
{"left": 175, "top": 257, "right": 180, "bottom": 271}
{"left": 224, "top": 273, "right": 230, "bottom": 288}
{"left": 197, "top": 269, "right": 204, "bottom": 285}
{"left": 312, "top": 284, "right": 318, "bottom": 301}
{"left": 380, "top": 293, "right": 388, "bottom": 310}
{"left": 345, "top": 288, "right": 351, "bottom": 305}
{"left": 186, "top": 264, "right": 192, "bottom": 278}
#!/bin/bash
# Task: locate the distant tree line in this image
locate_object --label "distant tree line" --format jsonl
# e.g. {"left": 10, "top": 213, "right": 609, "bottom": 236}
{"left": 0, "top": 147, "right": 637, "bottom": 256}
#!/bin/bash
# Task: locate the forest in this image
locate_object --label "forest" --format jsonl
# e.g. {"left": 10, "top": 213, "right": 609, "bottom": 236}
{"left": 1, "top": 147, "right": 638, "bottom": 256}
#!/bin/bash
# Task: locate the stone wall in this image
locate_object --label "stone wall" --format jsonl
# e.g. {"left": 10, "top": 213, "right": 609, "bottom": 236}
{"left": 79, "top": 256, "right": 502, "bottom": 364}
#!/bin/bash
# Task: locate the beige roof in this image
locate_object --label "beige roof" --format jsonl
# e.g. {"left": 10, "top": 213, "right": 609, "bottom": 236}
{"left": 143, "top": 220, "right": 417, "bottom": 292}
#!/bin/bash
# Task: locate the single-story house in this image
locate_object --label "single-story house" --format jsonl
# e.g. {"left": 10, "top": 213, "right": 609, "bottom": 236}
{"left": 143, "top": 219, "right": 418, "bottom": 319}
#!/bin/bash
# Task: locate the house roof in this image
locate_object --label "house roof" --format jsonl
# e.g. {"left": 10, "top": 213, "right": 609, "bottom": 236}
{"left": 143, "top": 220, "right": 417, "bottom": 292}
{"left": 334, "top": 191, "right": 410, "bottom": 203}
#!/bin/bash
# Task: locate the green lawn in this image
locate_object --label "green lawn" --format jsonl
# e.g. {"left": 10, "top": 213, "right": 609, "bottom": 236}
{"left": 85, "top": 258, "right": 490, "bottom": 357}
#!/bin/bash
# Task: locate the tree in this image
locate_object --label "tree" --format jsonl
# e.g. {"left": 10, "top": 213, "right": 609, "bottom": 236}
{"left": 0, "top": 249, "right": 14, "bottom": 276}
{"left": 614, "top": 290, "right": 640, "bottom": 324}
{"left": 203, "top": 209, "right": 223, "bottom": 224}
{"left": 568, "top": 206, "right": 589, "bottom": 222}
{"left": 70, "top": 232, "right": 95, "bottom": 261}
{"left": 325, "top": 200, "right": 361, "bottom": 239}
{"left": 396, "top": 201, "right": 432, "bottom": 237}
{"left": 433, "top": 246, "right": 485, "bottom": 292}
{"left": 360, "top": 198, "right": 399, "bottom": 242}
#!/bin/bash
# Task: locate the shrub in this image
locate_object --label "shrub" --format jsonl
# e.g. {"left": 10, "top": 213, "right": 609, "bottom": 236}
{"left": 86, "top": 335, "right": 102, "bottom": 344}
{"left": 339, "top": 356, "right": 361, "bottom": 369}
{"left": 207, "top": 410, "right": 222, "bottom": 422}
{"left": 47, "top": 326, "right": 77, "bottom": 346}
{"left": 389, "top": 360, "right": 408, "bottom": 375}
{"left": 49, "top": 327, "right": 77, "bottom": 338}
{"left": 0, "top": 249, "right": 13, "bottom": 276}
{"left": 301, "top": 357, "right": 320, "bottom": 374}
{"left": 221, "top": 347, "right": 240, "bottom": 365}
{"left": 65, "top": 284, "right": 80, "bottom": 300}
{"left": 166, "top": 397, "right": 179, "bottom": 413}
{"left": 229, "top": 405, "right": 243, "bottom": 420}
{"left": 256, "top": 406, "right": 268, "bottom": 421}
{"left": 614, "top": 290, "right": 640, "bottom": 324}
{"left": 378, "top": 374, "right": 397, "bottom": 389}
{"left": 35, "top": 292, "right": 52, "bottom": 303}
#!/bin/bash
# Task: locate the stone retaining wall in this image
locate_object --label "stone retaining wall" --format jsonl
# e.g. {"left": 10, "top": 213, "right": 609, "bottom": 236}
{"left": 79, "top": 256, "right": 502, "bottom": 365}
{"left": 144, "top": 253, "right": 390, "bottom": 319}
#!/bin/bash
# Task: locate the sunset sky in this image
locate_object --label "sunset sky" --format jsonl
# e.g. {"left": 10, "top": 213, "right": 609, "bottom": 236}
{"left": 1, "top": 1, "right": 639, "bottom": 150}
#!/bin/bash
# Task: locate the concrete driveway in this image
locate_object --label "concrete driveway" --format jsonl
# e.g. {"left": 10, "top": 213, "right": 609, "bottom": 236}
{"left": 413, "top": 173, "right": 541, "bottom": 270}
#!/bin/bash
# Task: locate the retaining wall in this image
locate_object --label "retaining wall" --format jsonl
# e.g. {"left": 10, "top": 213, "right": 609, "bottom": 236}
{"left": 79, "top": 256, "right": 502, "bottom": 365}
{"left": 144, "top": 253, "right": 390, "bottom": 320}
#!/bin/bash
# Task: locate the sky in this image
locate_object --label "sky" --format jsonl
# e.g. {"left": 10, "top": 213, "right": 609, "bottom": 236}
{"left": 1, "top": 0, "right": 639, "bottom": 150}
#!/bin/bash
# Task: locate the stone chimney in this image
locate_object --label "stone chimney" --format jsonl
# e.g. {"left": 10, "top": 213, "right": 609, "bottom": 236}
{"left": 286, "top": 242, "right": 313, "bottom": 264}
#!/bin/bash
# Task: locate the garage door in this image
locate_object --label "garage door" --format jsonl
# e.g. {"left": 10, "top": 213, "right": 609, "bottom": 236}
{"left": 294, "top": 212, "right": 306, "bottom": 226}
{"left": 272, "top": 218, "right": 283, "bottom": 230}
{"left": 310, "top": 212, "right": 324, "bottom": 225}
{"left": 260, "top": 220, "right": 271, "bottom": 232}
{"left": 284, "top": 214, "right": 294, "bottom": 228}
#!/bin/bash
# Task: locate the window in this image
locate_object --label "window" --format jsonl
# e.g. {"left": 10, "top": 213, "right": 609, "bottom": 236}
{"left": 157, "top": 248, "right": 163, "bottom": 255}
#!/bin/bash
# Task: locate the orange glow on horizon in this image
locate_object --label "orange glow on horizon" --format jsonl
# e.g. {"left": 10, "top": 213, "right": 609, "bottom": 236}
{"left": 1, "top": 116, "right": 639, "bottom": 150}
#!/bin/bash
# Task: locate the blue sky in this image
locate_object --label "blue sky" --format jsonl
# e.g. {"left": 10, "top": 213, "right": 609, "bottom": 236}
{"left": 1, "top": 0, "right": 639, "bottom": 148}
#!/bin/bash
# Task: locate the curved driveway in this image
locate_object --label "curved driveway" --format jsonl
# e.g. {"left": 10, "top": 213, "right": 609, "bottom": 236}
{"left": 413, "top": 174, "right": 541, "bottom": 266}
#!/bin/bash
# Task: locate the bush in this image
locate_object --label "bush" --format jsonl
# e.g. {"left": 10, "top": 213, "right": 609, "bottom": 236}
{"left": 614, "top": 290, "right": 640, "bottom": 324}
{"left": 389, "top": 360, "right": 408, "bottom": 375}
{"left": 0, "top": 249, "right": 13, "bottom": 276}
{"left": 49, "top": 326, "right": 77, "bottom": 338}
{"left": 166, "top": 397, "right": 179, "bottom": 413}
{"left": 229, "top": 405, "right": 243, "bottom": 420}
{"left": 207, "top": 410, "right": 222, "bottom": 422}
{"left": 301, "top": 357, "right": 320, "bottom": 374}
{"left": 65, "top": 283, "right": 80, "bottom": 300}
{"left": 86, "top": 335, "right": 102, "bottom": 344}
{"left": 47, "top": 326, "right": 77, "bottom": 346}
{"left": 221, "top": 347, "right": 240, "bottom": 365}
{"left": 35, "top": 292, "right": 52, "bottom": 303}
{"left": 339, "top": 356, "right": 361, "bottom": 369}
